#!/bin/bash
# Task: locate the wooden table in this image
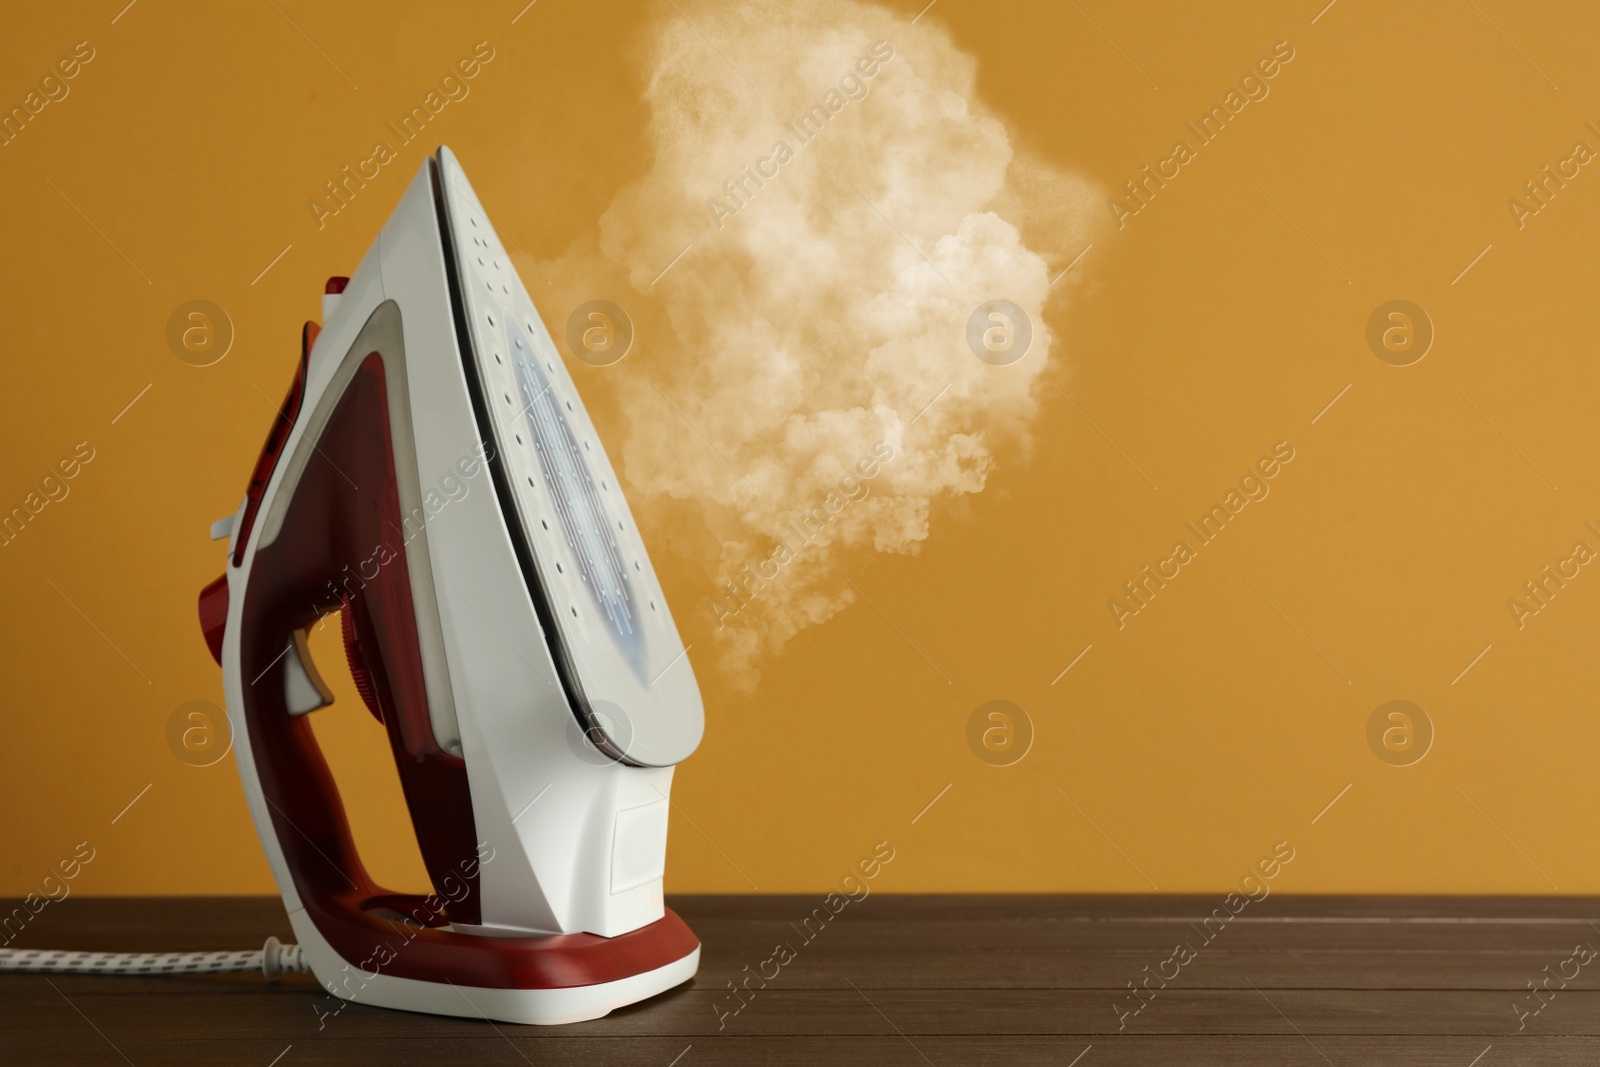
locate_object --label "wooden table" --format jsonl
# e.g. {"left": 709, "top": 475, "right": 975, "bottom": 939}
{"left": 3, "top": 895, "right": 1596, "bottom": 1064}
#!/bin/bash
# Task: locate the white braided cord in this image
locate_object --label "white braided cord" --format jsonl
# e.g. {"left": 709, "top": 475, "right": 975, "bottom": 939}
{"left": 0, "top": 937, "right": 308, "bottom": 979}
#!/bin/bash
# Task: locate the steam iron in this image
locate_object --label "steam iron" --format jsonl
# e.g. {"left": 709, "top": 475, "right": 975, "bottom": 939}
{"left": 197, "top": 147, "right": 705, "bottom": 1024}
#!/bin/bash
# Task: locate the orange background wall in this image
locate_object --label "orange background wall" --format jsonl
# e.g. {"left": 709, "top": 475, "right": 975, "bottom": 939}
{"left": 3, "top": 0, "right": 1598, "bottom": 899}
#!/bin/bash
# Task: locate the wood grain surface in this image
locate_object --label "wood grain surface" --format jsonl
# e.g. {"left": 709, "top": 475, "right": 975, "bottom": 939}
{"left": 2, "top": 895, "right": 1597, "bottom": 1065}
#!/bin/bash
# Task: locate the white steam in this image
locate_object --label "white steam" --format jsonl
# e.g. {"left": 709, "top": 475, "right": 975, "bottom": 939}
{"left": 540, "top": 0, "right": 1101, "bottom": 688}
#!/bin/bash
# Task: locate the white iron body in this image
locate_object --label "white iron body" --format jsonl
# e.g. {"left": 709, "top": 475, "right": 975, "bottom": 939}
{"left": 207, "top": 148, "right": 703, "bottom": 1024}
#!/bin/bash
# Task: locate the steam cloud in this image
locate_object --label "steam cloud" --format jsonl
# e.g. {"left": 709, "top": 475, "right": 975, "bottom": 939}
{"left": 539, "top": 0, "right": 1101, "bottom": 689}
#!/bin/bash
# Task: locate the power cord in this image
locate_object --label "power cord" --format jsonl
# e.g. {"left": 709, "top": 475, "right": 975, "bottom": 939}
{"left": 0, "top": 936, "right": 310, "bottom": 980}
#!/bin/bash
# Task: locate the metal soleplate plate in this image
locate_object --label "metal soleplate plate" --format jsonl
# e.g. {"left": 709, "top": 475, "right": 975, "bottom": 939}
{"left": 433, "top": 147, "right": 703, "bottom": 768}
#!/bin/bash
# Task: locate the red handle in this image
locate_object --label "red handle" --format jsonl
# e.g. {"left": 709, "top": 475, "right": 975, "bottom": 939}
{"left": 227, "top": 326, "right": 483, "bottom": 929}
